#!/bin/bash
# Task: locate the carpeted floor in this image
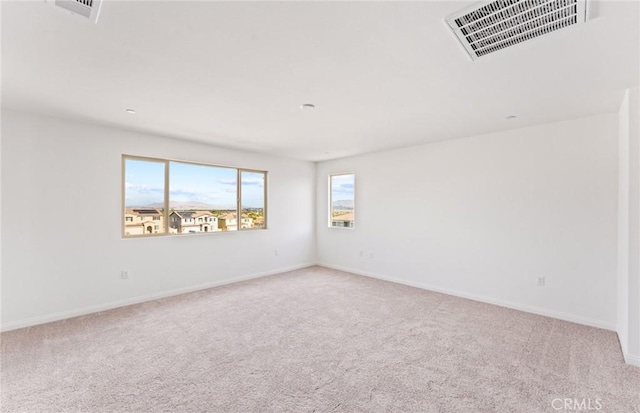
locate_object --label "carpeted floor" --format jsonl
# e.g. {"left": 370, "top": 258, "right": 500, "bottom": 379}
{"left": 1, "top": 266, "right": 639, "bottom": 412}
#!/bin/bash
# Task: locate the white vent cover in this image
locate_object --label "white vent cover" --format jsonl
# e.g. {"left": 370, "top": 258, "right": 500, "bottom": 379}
{"left": 51, "top": 0, "right": 103, "bottom": 24}
{"left": 445, "top": 0, "right": 587, "bottom": 60}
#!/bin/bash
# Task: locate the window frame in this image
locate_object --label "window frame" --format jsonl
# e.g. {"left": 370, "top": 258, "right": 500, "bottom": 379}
{"left": 328, "top": 172, "right": 355, "bottom": 230}
{"left": 122, "top": 154, "right": 268, "bottom": 238}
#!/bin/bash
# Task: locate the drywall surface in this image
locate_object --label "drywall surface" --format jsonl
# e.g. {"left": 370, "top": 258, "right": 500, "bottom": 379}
{"left": 617, "top": 87, "right": 640, "bottom": 366}
{"left": 621, "top": 87, "right": 640, "bottom": 365}
{"left": 317, "top": 114, "right": 619, "bottom": 330}
{"left": 1, "top": 110, "right": 316, "bottom": 330}
{"left": 618, "top": 90, "right": 630, "bottom": 355}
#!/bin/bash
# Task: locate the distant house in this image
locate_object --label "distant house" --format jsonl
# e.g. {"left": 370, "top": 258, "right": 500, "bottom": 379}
{"left": 253, "top": 216, "right": 265, "bottom": 229}
{"left": 331, "top": 211, "right": 354, "bottom": 228}
{"left": 193, "top": 211, "right": 219, "bottom": 232}
{"left": 124, "top": 209, "right": 164, "bottom": 235}
{"left": 218, "top": 213, "right": 254, "bottom": 231}
{"left": 218, "top": 213, "right": 237, "bottom": 231}
{"left": 240, "top": 215, "right": 253, "bottom": 229}
{"left": 170, "top": 210, "right": 219, "bottom": 233}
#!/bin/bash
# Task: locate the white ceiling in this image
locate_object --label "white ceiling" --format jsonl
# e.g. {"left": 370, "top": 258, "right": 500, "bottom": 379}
{"left": 2, "top": 1, "right": 638, "bottom": 161}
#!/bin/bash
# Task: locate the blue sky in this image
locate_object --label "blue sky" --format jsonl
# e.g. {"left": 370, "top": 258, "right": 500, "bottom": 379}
{"left": 331, "top": 174, "right": 354, "bottom": 202}
{"left": 125, "top": 159, "right": 265, "bottom": 208}
{"left": 124, "top": 159, "right": 165, "bottom": 207}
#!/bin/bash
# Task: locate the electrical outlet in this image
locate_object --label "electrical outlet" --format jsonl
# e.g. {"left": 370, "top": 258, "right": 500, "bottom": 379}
{"left": 537, "top": 276, "right": 545, "bottom": 286}
{"left": 274, "top": 249, "right": 279, "bottom": 256}
{"left": 121, "top": 270, "right": 130, "bottom": 280}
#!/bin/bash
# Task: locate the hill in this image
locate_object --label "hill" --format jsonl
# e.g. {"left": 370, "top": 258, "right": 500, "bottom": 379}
{"left": 332, "top": 200, "right": 354, "bottom": 210}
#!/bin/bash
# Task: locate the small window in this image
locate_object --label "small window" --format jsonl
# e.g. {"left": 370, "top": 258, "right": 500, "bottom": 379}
{"left": 240, "top": 170, "right": 267, "bottom": 229}
{"left": 329, "top": 173, "right": 355, "bottom": 229}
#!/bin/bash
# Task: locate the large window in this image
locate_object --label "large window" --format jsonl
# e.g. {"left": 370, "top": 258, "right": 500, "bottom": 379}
{"left": 123, "top": 155, "right": 267, "bottom": 237}
{"left": 329, "top": 173, "right": 355, "bottom": 228}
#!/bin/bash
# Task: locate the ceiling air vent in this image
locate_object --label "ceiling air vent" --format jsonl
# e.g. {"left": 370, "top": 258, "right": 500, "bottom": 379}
{"left": 445, "top": 0, "right": 587, "bottom": 60}
{"left": 51, "top": 0, "right": 103, "bottom": 24}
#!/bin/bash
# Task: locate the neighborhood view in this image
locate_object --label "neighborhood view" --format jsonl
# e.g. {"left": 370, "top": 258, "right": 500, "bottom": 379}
{"left": 330, "top": 174, "right": 355, "bottom": 228}
{"left": 124, "top": 207, "right": 265, "bottom": 235}
{"left": 124, "top": 158, "right": 266, "bottom": 236}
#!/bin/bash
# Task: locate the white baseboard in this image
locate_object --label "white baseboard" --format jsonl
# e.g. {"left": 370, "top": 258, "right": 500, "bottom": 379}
{"left": 0, "top": 263, "right": 315, "bottom": 332}
{"left": 318, "top": 263, "right": 616, "bottom": 332}
{"left": 623, "top": 353, "right": 640, "bottom": 367}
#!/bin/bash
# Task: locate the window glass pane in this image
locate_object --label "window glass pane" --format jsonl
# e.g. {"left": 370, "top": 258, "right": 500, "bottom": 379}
{"left": 330, "top": 174, "right": 355, "bottom": 228}
{"left": 241, "top": 171, "right": 266, "bottom": 229}
{"left": 124, "top": 159, "right": 166, "bottom": 236}
{"left": 169, "top": 162, "right": 237, "bottom": 233}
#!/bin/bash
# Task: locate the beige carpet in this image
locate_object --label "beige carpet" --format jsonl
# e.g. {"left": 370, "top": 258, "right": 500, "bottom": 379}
{"left": 1, "top": 266, "right": 639, "bottom": 412}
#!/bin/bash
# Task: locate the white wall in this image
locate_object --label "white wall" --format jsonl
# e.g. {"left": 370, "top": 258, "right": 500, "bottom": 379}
{"left": 1, "top": 110, "right": 316, "bottom": 330}
{"left": 617, "top": 87, "right": 640, "bottom": 366}
{"left": 630, "top": 87, "right": 640, "bottom": 365}
{"left": 618, "top": 90, "right": 630, "bottom": 354}
{"left": 317, "top": 114, "right": 619, "bottom": 330}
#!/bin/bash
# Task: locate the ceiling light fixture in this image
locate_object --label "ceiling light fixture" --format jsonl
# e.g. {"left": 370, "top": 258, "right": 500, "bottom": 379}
{"left": 300, "top": 104, "right": 316, "bottom": 110}
{"left": 506, "top": 115, "right": 517, "bottom": 119}
{"left": 125, "top": 109, "right": 136, "bottom": 114}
